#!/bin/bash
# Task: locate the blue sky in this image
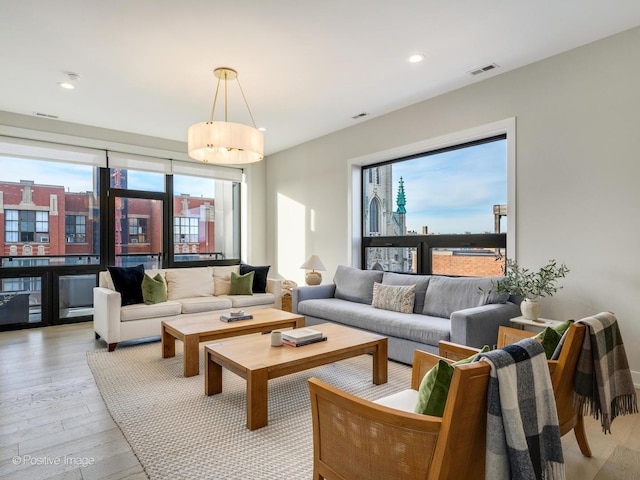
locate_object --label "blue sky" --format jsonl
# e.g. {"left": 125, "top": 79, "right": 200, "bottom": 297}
{"left": 392, "top": 140, "right": 506, "bottom": 234}
{"left": 3, "top": 141, "right": 507, "bottom": 235}
{"left": 0, "top": 157, "right": 215, "bottom": 196}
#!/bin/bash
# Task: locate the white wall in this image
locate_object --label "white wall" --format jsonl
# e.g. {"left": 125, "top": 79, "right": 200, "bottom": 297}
{"left": 264, "top": 27, "right": 640, "bottom": 382}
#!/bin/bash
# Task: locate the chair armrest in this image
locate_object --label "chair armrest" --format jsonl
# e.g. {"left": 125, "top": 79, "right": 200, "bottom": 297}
{"left": 292, "top": 284, "right": 336, "bottom": 313}
{"left": 266, "top": 278, "right": 282, "bottom": 309}
{"left": 450, "top": 302, "right": 521, "bottom": 348}
{"left": 438, "top": 341, "right": 481, "bottom": 361}
{"left": 93, "top": 287, "right": 122, "bottom": 343}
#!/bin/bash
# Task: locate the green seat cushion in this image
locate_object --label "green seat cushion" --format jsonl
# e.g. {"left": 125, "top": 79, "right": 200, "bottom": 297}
{"left": 229, "top": 271, "right": 254, "bottom": 295}
{"left": 535, "top": 319, "right": 573, "bottom": 359}
{"left": 414, "top": 345, "right": 490, "bottom": 417}
{"left": 141, "top": 273, "right": 167, "bottom": 305}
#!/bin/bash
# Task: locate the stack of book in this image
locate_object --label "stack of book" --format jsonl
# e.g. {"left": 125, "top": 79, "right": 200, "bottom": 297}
{"left": 219, "top": 312, "right": 253, "bottom": 322}
{"left": 281, "top": 328, "right": 326, "bottom": 347}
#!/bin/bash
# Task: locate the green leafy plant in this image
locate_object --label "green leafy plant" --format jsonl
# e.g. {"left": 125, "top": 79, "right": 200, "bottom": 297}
{"left": 494, "top": 258, "right": 570, "bottom": 299}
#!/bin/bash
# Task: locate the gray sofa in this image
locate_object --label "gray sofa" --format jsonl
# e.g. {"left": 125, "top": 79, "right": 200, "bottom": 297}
{"left": 292, "top": 265, "right": 521, "bottom": 365}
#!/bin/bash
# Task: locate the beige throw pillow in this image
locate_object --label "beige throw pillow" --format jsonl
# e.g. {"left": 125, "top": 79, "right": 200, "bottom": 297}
{"left": 371, "top": 282, "right": 416, "bottom": 314}
{"left": 165, "top": 267, "right": 214, "bottom": 300}
{"left": 212, "top": 265, "right": 239, "bottom": 295}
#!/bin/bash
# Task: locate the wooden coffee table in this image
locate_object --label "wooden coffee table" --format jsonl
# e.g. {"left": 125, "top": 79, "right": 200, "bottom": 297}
{"left": 204, "top": 322, "right": 388, "bottom": 430}
{"left": 161, "top": 308, "right": 304, "bottom": 377}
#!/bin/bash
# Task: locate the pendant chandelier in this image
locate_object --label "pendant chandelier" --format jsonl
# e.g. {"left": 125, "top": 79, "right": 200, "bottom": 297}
{"left": 188, "top": 67, "right": 264, "bottom": 164}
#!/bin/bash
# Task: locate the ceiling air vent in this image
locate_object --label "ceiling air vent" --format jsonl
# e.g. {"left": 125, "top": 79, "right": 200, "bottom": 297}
{"left": 468, "top": 63, "right": 499, "bottom": 76}
{"left": 33, "top": 112, "right": 59, "bottom": 119}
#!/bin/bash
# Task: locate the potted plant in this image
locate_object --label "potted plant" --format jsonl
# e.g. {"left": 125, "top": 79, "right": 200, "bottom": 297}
{"left": 494, "top": 258, "right": 570, "bottom": 321}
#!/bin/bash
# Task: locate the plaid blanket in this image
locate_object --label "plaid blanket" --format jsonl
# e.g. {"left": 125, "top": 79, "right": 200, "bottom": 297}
{"left": 574, "top": 312, "right": 638, "bottom": 434}
{"left": 480, "top": 338, "right": 565, "bottom": 480}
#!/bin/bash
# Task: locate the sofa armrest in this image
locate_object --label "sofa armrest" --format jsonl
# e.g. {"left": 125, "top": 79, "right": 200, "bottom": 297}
{"left": 292, "top": 284, "right": 336, "bottom": 313}
{"left": 266, "top": 278, "right": 282, "bottom": 309}
{"left": 93, "top": 287, "right": 123, "bottom": 344}
{"left": 449, "top": 302, "right": 521, "bottom": 349}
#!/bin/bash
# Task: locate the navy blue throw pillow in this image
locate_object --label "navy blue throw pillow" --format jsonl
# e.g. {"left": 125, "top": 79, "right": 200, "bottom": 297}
{"left": 239, "top": 264, "right": 270, "bottom": 293}
{"left": 107, "top": 264, "right": 145, "bottom": 306}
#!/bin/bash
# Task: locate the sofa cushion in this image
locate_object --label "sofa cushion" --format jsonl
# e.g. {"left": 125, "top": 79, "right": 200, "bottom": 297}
{"left": 165, "top": 267, "right": 214, "bottom": 300}
{"left": 213, "top": 265, "right": 239, "bottom": 278}
{"left": 334, "top": 265, "right": 384, "bottom": 305}
{"left": 178, "top": 296, "right": 233, "bottom": 314}
{"left": 422, "top": 276, "right": 509, "bottom": 318}
{"left": 240, "top": 264, "right": 270, "bottom": 293}
{"left": 222, "top": 293, "right": 276, "bottom": 309}
{"left": 214, "top": 277, "right": 231, "bottom": 295}
{"left": 372, "top": 283, "right": 415, "bottom": 314}
{"left": 298, "top": 298, "right": 450, "bottom": 347}
{"left": 373, "top": 388, "right": 419, "bottom": 412}
{"left": 212, "top": 265, "right": 238, "bottom": 295}
{"left": 382, "top": 272, "right": 431, "bottom": 314}
{"left": 229, "top": 271, "right": 254, "bottom": 295}
{"left": 120, "top": 300, "right": 182, "bottom": 322}
{"left": 107, "top": 264, "right": 145, "bottom": 306}
{"left": 141, "top": 273, "right": 167, "bottom": 305}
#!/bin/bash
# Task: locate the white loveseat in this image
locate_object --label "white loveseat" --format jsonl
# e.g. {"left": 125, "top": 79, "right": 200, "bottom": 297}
{"left": 93, "top": 265, "right": 282, "bottom": 351}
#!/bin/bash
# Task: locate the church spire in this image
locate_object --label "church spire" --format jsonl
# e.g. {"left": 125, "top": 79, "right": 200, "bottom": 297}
{"left": 396, "top": 177, "right": 406, "bottom": 214}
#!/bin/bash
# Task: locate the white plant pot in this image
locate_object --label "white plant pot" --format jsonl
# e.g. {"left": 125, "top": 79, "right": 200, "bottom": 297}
{"left": 521, "top": 298, "right": 541, "bottom": 321}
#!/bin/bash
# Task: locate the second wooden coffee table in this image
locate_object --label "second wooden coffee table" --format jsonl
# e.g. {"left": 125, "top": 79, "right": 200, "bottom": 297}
{"left": 161, "top": 308, "right": 305, "bottom": 377}
{"left": 204, "top": 322, "right": 388, "bottom": 430}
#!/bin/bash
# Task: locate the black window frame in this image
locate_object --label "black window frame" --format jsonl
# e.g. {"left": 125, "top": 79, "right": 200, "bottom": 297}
{"left": 361, "top": 134, "right": 508, "bottom": 275}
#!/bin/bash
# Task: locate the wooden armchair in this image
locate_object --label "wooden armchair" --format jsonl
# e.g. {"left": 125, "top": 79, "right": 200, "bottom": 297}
{"left": 308, "top": 349, "right": 491, "bottom": 480}
{"left": 439, "top": 323, "right": 592, "bottom": 457}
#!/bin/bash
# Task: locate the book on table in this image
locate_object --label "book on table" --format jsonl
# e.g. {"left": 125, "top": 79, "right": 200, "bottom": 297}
{"left": 220, "top": 314, "right": 253, "bottom": 322}
{"left": 281, "top": 328, "right": 323, "bottom": 343}
{"left": 282, "top": 335, "right": 327, "bottom": 347}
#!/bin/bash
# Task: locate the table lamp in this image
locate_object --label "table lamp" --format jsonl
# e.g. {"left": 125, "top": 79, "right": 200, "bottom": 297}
{"left": 300, "top": 255, "right": 326, "bottom": 285}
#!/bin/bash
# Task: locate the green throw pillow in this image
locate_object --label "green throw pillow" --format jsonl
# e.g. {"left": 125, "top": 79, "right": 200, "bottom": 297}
{"left": 414, "top": 345, "right": 490, "bottom": 417}
{"left": 535, "top": 319, "right": 574, "bottom": 359}
{"left": 229, "top": 271, "right": 254, "bottom": 295}
{"left": 141, "top": 273, "right": 167, "bottom": 305}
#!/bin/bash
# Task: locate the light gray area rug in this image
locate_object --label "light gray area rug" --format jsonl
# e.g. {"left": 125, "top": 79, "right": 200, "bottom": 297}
{"left": 87, "top": 341, "right": 412, "bottom": 480}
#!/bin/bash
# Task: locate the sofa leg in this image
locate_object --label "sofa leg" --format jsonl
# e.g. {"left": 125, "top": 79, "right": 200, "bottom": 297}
{"left": 95, "top": 332, "right": 100, "bottom": 339}
{"left": 108, "top": 343, "right": 118, "bottom": 352}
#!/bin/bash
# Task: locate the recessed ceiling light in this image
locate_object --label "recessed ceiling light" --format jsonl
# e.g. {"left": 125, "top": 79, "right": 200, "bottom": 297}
{"left": 58, "top": 72, "right": 80, "bottom": 90}
{"left": 408, "top": 53, "right": 425, "bottom": 63}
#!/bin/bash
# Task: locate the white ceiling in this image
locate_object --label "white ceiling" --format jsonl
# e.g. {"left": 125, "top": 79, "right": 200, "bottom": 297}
{"left": 2, "top": 1, "right": 640, "bottom": 157}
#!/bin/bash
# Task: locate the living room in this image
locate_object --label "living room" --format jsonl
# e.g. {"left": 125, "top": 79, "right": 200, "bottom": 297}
{"left": 2, "top": 2, "right": 640, "bottom": 479}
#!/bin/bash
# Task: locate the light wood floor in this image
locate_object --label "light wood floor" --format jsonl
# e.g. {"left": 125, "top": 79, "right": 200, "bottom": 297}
{"left": 1, "top": 322, "right": 639, "bottom": 479}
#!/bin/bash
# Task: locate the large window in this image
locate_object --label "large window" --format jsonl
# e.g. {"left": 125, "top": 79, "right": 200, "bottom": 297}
{"left": 1, "top": 137, "right": 244, "bottom": 329}
{"left": 0, "top": 153, "right": 99, "bottom": 263}
{"left": 172, "top": 173, "right": 240, "bottom": 262}
{"left": 361, "top": 135, "right": 508, "bottom": 275}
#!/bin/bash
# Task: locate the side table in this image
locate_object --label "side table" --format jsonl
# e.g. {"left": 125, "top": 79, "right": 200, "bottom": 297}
{"left": 510, "top": 315, "right": 562, "bottom": 333}
{"left": 281, "top": 295, "right": 292, "bottom": 312}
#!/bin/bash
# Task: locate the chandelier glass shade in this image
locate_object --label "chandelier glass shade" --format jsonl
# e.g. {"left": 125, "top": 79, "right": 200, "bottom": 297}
{"left": 188, "top": 67, "right": 264, "bottom": 164}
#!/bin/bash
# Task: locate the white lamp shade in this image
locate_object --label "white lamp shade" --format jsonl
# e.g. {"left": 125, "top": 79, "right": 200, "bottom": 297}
{"left": 188, "top": 121, "right": 264, "bottom": 164}
{"left": 300, "top": 255, "right": 326, "bottom": 271}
